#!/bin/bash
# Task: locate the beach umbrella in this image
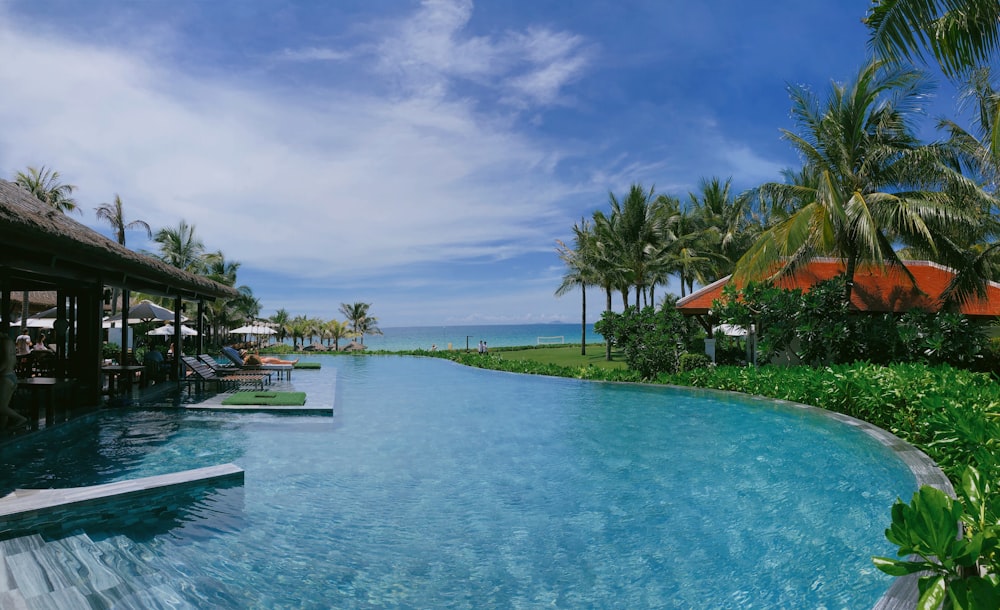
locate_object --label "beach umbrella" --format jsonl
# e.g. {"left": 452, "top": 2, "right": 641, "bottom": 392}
{"left": 341, "top": 340, "right": 367, "bottom": 352}
{"left": 106, "top": 299, "right": 186, "bottom": 324}
{"left": 229, "top": 325, "right": 276, "bottom": 335}
{"left": 147, "top": 324, "right": 198, "bottom": 336}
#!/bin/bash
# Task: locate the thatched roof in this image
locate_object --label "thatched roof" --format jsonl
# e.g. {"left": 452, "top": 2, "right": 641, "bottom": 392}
{"left": 0, "top": 179, "right": 237, "bottom": 301}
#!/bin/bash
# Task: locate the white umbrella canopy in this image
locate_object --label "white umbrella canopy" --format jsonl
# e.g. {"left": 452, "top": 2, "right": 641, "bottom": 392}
{"left": 106, "top": 299, "right": 187, "bottom": 324}
{"left": 229, "top": 325, "right": 276, "bottom": 335}
{"left": 24, "top": 318, "right": 55, "bottom": 329}
{"left": 147, "top": 324, "right": 198, "bottom": 336}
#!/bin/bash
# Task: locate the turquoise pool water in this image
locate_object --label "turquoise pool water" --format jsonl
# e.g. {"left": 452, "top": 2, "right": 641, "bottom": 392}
{"left": 0, "top": 356, "right": 915, "bottom": 608}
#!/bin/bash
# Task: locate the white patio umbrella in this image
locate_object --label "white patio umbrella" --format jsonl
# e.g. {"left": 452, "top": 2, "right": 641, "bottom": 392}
{"left": 147, "top": 324, "right": 198, "bottom": 336}
{"left": 105, "top": 299, "right": 187, "bottom": 324}
{"left": 229, "top": 325, "right": 276, "bottom": 335}
{"left": 23, "top": 317, "right": 55, "bottom": 329}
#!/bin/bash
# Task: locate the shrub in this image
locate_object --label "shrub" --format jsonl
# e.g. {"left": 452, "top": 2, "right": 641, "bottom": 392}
{"left": 102, "top": 342, "right": 120, "bottom": 360}
{"left": 595, "top": 298, "right": 697, "bottom": 379}
{"left": 678, "top": 352, "right": 711, "bottom": 372}
{"left": 712, "top": 275, "right": 988, "bottom": 368}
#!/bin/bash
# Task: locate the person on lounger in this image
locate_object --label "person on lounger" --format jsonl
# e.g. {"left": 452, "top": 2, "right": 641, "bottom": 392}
{"left": 239, "top": 349, "right": 298, "bottom": 366}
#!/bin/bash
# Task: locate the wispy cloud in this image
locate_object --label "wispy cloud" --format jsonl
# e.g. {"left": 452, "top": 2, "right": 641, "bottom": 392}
{"left": 0, "top": 0, "right": 585, "bottom": 288}
{"left": 275, "top": 47, "right": 352, "bottom": 62}
{"left": 376, "top": 0, "right": 590, "bottom": 107}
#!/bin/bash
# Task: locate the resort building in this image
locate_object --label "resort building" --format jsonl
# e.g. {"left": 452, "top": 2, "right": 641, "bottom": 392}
{"left": 676, "top": 258, "right": 1000, "bottom": 361}
{"left": 0, "top": 178, "right": 237, "bottom": 419}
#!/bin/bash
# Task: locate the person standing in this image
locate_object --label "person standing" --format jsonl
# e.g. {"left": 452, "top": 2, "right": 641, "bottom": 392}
{"left": 14, "top": 328, "right": 31, "bottom": 356}
{"left": 0, "top": 336, "right": 28, "bottom": 431}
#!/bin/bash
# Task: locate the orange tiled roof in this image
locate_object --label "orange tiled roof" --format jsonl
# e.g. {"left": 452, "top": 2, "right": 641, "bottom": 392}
{"left": 675, "top": 259, "right": 1000, "bottom": 317}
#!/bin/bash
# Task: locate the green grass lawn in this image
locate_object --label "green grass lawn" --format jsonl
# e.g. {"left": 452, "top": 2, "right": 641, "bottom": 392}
{"left": 221, "top": 391, "right": 307, "bottom": 406}
{"left": 497, "top": 344, "right": 627, "bottom": 370}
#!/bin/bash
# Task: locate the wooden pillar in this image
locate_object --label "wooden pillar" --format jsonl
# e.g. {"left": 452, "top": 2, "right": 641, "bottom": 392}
{"left": 196, "top": 300, "right": 205, "bottom": 355}
{"left": 119, "top": 288, "right": 130, "bottom": 366}
{"left": 173, "top": 296, "right": 183, "bottom": 382}
{"left": 75, "top": 287, "right": 103, "bottom": 405}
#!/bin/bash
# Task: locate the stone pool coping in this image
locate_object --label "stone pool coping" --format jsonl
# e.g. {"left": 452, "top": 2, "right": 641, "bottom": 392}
{"left": 0, "top": 464, "right": 244, "bottom": 536}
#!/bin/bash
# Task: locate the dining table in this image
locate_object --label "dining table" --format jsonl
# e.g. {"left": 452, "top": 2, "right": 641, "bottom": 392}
{"left": 101, "top": 364, "right": 146, "bottom": 396}
{"left": 17, "top": 377, "right": 74, "bottom": 429}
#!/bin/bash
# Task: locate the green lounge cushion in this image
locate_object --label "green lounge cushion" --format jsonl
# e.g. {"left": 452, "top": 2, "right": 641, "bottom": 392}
{"left": 293, "top": 362, "right": 321, "bottom": 369}
{"left": 221, "top": 391, "right": 307, "bottom": 406}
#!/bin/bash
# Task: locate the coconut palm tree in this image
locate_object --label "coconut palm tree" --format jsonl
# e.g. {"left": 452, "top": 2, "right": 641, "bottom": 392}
{"left": 339, "top": 302, "right": 375, "bottom": 343}
{"left": 556, "top": 219, "right": 599, "bottom": 355}
{"left": 95, "top": 194, "right": 152, "bottom": 316}
{"left": 909, "top": 67, "right": 1000, "bottom": 304}
{"left": 866, "top": 0, "right": 1000, "bottom": 79}
{"left": 324, "top": 319, "right": 351, "bottom": 351}
{"left": 734, "top": 61, "right": 987, "bottom": 304}
{"left": 201, "top": 252, "right": 245, "bottom": 345}
{"left": 153, "top": 220, "right": 206, "bottom": 274}
{"left": 270, "top": 309, "right": 291, "bottom": 345}
{"left": 14, "top": 166, "right": 78, "bottom": 214}
{"left": 13, "top": 165, "right": 78, "bottom": 323}
{"left": 354, "top": 314, "right": 383, "bottom": 345}
{"left": 289, "top": 315, "right": 309, "bottom": 350}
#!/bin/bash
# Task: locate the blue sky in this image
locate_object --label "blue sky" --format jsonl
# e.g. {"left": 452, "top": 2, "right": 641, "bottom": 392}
{"left": 0, "top": 0, "right": 964, "bottom": 327}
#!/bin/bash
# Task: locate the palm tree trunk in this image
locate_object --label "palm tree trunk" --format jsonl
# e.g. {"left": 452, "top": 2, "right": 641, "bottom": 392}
{"left": 605, "top": 286, "right": 613, "bottom": 361}
{"left": 844, "top": 254, "right": 857, "bottom": 304}
{"left": 580, "top": 285, "right": 587, "bottom": 356}
{"left": 20, "top": 291, "right": 28, "bottom": 327}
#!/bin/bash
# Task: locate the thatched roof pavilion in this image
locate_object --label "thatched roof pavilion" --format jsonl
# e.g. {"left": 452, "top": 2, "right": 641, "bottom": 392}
{"left": 0, "top": 178, "right": 238, "bottom": 410}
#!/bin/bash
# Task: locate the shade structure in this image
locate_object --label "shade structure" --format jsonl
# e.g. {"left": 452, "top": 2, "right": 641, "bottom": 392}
{"left": 229, "top": 325, "right": 276, "bottom": 335}
{"left": 105, "top": 299, "right": 187, "bottom": 324}
{"left": 147, "top": 324, "right": 198, "bottom": 336}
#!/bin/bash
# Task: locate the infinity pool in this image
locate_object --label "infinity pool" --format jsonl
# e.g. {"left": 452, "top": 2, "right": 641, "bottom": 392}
{"left": 0, "top": 356, "right": 915, "bottom": 608}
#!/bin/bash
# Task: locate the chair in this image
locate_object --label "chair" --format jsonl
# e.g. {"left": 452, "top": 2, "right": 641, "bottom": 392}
{"left": 220, "top": 346, "right": 293, "bottom": 380}
{"left": 181, "top": 356, "right": 267, "bottom": 392}
{"left": 143, "top": 350, "right": 167, "bottom": 386}
{"left": 198, "top": 354, "right": 273, "bottom": 384}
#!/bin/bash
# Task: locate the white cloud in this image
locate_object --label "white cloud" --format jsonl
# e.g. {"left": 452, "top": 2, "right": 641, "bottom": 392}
{"left": 275, "top": 47, "right": 352, "bottom": 62}
{"left": 0, "top": 4, "right": 584, "bottom": 286}
{"left": 375, "top": 0, "right": 590, "bottom": 106}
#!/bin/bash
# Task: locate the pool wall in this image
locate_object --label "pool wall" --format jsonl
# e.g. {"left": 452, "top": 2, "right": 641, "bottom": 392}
{"left": 0, "top": 463, "right": 244, "bottom": 539}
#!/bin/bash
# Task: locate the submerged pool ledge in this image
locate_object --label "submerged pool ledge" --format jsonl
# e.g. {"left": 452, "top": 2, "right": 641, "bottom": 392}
{"left": 0, "top": 464, "right": 244, "bottom": 537}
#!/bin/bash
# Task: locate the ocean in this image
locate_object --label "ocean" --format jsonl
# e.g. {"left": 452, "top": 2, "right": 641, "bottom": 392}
{"left": 308, "top": 323, "right": 601, "bottom": 352}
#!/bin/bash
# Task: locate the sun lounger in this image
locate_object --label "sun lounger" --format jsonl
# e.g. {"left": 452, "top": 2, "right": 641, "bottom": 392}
{"left": 181, "top": 356, "right": 267, "bottom": 392}
{"left": 198, "top": 354, "right": 274, "bottom": 384}
{"left": 220, "top": 346, "right": 293, "bottom": 380}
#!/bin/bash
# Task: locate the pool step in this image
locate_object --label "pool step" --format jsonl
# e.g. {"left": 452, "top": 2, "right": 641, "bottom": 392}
{"left": 0, "top": 531, "right": 197, "bottom": 609}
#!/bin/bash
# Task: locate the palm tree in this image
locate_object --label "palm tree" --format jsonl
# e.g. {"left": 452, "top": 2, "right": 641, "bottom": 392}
{"left": 911, "top": 67, "right": 1000, "bottom": 304}
{"left": 270, "top": 309, "right": 291, "bottom": 345}
{"left": 14, "top": 166, "right": 78, "bottom": 214}
{"left": 339, "top": 302, "right": 376, "bottom": 343}
{"left": 690, "top": 177, "right": 761, "bottom": 282}
{"left": 95, "top": 194, "right": 152, "bottom": 316}
{"left": 324, "top": 319, "right": 351, "bottom": 351}
{"left": 153, "top": 220, "right": 206, "bottom": 273}
{"left": 13, "top": 165, "right": 78, "bottom": 323}
{"left": 355, "top": 315, "right": 383, "bottom": 345}
{"left": 866, "top": 0, "right": 1000, "bottom": 79}
{"left": 95, "top": 194, "right": 151, "bottom": 246}
{"left": 734, "top": 61, "right": 987, "bottom": 304}
{"left": 289, "top": 315, "right": 309, "bottom": 350}
{"left": 556, "top": 219, "right": 598, "bottom": 355}
{"left": 201, "top": 252, "right": 246, "bottom": 345}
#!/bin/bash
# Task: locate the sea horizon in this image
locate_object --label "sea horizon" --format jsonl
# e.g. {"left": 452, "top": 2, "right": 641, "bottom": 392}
{"left": 280, "top": 322, "right": 602, "bottom": 352}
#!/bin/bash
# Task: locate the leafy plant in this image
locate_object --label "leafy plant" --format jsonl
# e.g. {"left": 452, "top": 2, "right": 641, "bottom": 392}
{"left": 874, "top": 468, "right": 1000, "bottom": 609}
